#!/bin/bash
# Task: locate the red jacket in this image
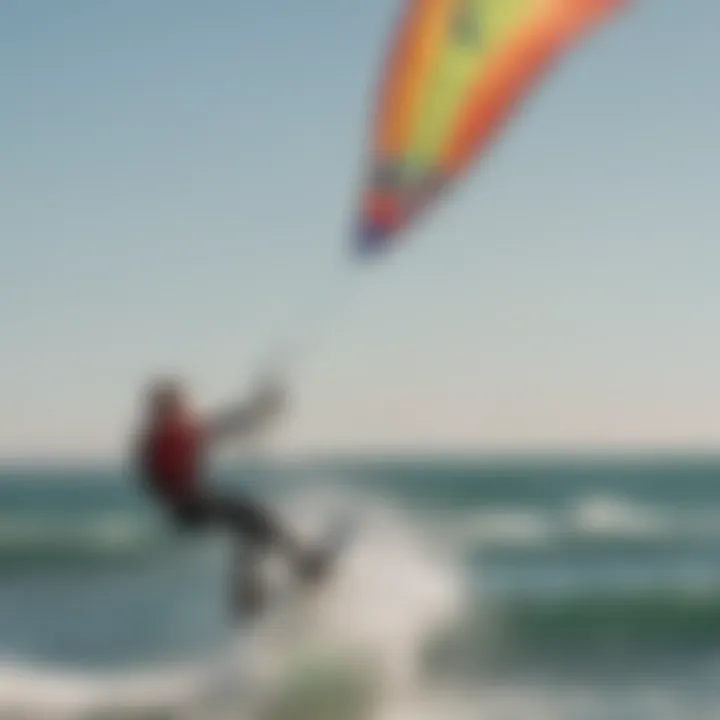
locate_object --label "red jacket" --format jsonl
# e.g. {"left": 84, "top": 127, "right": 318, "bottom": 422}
{"left": 137, "top": 395, "right": 271, "bottom": 505}
{"left": 139, "top": 417, "right": 207, "bottom": 505}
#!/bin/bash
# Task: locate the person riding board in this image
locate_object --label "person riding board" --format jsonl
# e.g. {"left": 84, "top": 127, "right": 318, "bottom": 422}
{"left": 134, "top": 376, "right": 326, "bottom": 616}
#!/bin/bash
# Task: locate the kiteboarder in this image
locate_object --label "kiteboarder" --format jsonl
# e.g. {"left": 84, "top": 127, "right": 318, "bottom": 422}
{"left": 134, "top": 376, "right": 326, "bottom": 616}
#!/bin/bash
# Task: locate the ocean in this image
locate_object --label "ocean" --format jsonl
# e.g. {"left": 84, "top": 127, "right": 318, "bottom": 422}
{"left": 1, "top": 455, "right": 720, "bottom": 719}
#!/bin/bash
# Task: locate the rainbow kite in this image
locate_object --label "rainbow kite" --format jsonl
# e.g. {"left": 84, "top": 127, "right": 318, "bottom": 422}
{"left": 357, "top": 0, "right": 629, "bottom": 252}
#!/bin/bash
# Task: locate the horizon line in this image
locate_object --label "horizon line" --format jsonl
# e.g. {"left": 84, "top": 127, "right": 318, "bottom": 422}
{"left": 3, "top": 444, "right": 720, "bottom": 470}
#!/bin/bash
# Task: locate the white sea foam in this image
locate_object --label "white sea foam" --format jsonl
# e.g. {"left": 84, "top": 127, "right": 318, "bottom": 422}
{"left": 424, "top": 495, "right": 720, "bottom": 550}
{"left": 0, "top": 486, "right": 466, "bottom": 720}
{"left": 1, "top": 486, "right": 716, "bottom": 720}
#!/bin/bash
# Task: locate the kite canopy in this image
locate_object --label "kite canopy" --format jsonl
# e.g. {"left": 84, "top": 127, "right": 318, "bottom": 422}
{"left": 357, "top": 0, "right": 629, "bottom": 254}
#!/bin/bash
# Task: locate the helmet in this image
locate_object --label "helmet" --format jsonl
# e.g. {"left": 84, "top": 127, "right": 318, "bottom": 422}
{"left": 145, "top": 376, "right": 186, "bottom": 414}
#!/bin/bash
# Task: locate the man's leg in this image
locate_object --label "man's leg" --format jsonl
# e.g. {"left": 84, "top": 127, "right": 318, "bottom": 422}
{"left": 194, "top": 491, "right": 321, "bottom": 616}
{"left": 203, "top": 492, "right": 300, "bottom": 556}
{"left": 218, "top": 493, "right": 336, "bottom": 582}
{"left": 227, "top": 535, "right": 267, "bottom": 617}
{"left": 190, "top": 491, "right": 332, "bottom": 615}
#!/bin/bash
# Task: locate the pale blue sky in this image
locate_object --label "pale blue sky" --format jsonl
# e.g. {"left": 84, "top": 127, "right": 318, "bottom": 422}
{"left": 1, "top": 0, "right": 718, "bottom": 458}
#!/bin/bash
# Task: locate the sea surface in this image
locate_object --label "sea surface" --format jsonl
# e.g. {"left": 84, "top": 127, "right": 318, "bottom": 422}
{"left": 1, "top": 454, "right": 720, "bottom": 719}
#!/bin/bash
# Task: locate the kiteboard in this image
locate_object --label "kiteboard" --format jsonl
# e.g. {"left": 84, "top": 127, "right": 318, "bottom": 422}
{"left": 286, "top": 511, "right": 358, "bottom": 597}
{"left": 232, "top": 511, "right": 358, "bottom": 620}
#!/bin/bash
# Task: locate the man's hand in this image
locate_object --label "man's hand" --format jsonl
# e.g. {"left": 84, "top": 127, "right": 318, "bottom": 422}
{"left": 209, "top": 376, "right": 290, "bottom": 443}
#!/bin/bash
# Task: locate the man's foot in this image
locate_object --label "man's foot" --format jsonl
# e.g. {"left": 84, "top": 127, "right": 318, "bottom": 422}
{"left": 231, "top": 552, "right": 267, "bottom": 619}
{"left": 293, "top": 545, "right": 333, "bottom": 585}
{"left": 233, "top": 575, "right": 267, "bottom": 617}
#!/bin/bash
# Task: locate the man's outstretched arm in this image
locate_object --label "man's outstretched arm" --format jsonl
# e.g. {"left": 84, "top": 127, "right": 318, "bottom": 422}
{"left": 207, "top": 380, "right": 288, "bottom": 444}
